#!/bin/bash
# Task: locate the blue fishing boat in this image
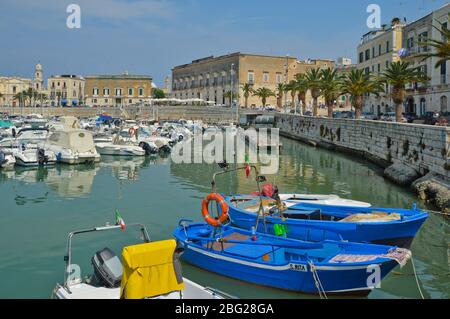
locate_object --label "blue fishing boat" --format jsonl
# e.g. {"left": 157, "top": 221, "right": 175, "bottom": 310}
{"left": 226, "top": 195, "right": 429, "bottom": 249}
{"left": 174, "top": 220, "right": 412, "bottom": 296}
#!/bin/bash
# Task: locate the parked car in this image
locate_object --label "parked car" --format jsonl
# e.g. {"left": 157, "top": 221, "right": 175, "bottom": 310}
{"left": 381, "top": 112, "right": 407, "bottom": 122}
{"left": 304, "top": 111, "right": 313, "bottom": 117}
{"left": 421, "top": 112, "right": 440, "bottom": 125}
{"left": 361, "top": 112, "right": 377, "bottom": 120}
{"left": 341, "top": 111, "right": 355, "bottom": 119}
{"left": 436, "top": 115, "right": 450, "bottom": 126}
{"left": 404, "top": 112, "right": 418, "bottom": 123}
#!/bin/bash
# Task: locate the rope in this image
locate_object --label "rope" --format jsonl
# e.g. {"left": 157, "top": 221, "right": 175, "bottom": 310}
{"left": 426, "top": 209, "right": 450, "bottom": 217}
{"left": 308, "top": 260, "right": 327, "bottom": 299}
{"left": 411, "top": 256, "right": 425, "bottom": 300}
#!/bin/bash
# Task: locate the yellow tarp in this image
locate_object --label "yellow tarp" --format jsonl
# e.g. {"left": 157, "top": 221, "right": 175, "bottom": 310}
{"left": 120, "top": 240, "right": 185, "bottom": 299}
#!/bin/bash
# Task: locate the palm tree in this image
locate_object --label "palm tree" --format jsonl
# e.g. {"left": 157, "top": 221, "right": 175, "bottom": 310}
{"left": 241, "top": 83, "right": 253, "bottom": 108}
{"left": 276, "top": 83, "right": 285, "bottom": 110}
{"left": 380, "top": 61, "right": 429, "bottom": 122}
{"left": 224, "top": 91, "right": 240, "bottom": 107}
{"left": 294, "top": 74, "right": 309, "bottom": 115}
{"left": 305, "top": 68, "right": 322, "bottom": 116}
{"left": 285, "top": 80, "right": 297, "bottom": 112}
{"left": 415, "top": 13, "right": 450, "bottom": 69}
{"left": 320, "top": 68, "right": 342, "bottom": 118}
{"left": 340, "top": 69, "right": 384, "bottom": 119}
{"left": 253, "top": 87, "right": 275, "bottom": 108}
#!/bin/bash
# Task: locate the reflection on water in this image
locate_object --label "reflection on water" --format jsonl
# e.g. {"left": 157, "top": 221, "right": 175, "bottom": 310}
{"left": 0, "top": 137, "right": 448, "bottom": 299}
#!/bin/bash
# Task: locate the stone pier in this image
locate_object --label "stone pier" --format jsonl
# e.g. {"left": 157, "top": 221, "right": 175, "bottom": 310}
{"left": 275, "top": 114, "right": 450, "bottom": 213}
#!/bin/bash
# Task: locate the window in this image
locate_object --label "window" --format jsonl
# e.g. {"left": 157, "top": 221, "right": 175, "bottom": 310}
{"left": 13, "top": 86, "right": 16, "bottom": 94}
{"left": 419, "top": 32, "right": 428, "bottom": 52}
{"left": 378, "top": 64, "right": 381, "bottom": 73}
{"left": 51, "top": 82, "right": 55, "bottom": 88}
{"left": 378, "top": 44, "right": 382, "bottom": 56}
{"left": 372, "top": 47, "right": 375, "bottom": 58}
{"left": 248, "top": 71, "right": 254, "bottom": 84}
{"left": 371, "top": 65, "right": 375, "bottom": 73}
{"left": 441, "top": 61, "right": 446, "bottom": 84}
{"left": 129, "top": 99, "right": 132, "bottom": 104}
{"left": 93, "top": 99, "right": 97, "bottom": 103}
{"left": 407, "top": 37, "right": 414, "bottom": 49}
{"left": 365, "top": 67, "right": 370, "bottom": 75}
{"left": 263, "top": 72, "right": 269, "bottom": 82}
{"left": 365, "top": 49, "right": 370, "bottom": 61}
{"left": 103, "top": 88, "right": 110, "bottom": 96}
{"left": 276, "top": 73, "right": 283, "bottom": 83}
{"left": 138, "top": 87, "right": 144, "bottom": 96}
{"left": 359, "top": 52, "right": 364, "bottom": 63}
{"left": 93, "top": 88, "right": 99, "bottom": 96}
{"left": 128, "top": 88, "right": 133, "bottom": 96}
{"left": 386, "top": 41, "right": 390, "bottom": 53}
{"left": 105, "top": 99, "right": 108, "bottom": 103}
{"left": 115, "top": 88, "right": 122, "bottom": 96}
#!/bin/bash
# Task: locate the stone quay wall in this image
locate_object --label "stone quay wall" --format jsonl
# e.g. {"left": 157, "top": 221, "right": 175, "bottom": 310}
{"left": 0, "top": 106, "right": 262, "bottom": 124}
{"left": 275, "top": 114, "right": 450, "bottom": 212}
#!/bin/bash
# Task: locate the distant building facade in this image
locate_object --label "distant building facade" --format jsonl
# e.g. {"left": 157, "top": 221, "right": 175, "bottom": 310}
{"left": 336, "top": 62, "right": 357, "bottom": 108}
{"left": 402, "top": 3, "right": 450, "bottom": 115}
{"left": 48, "top": 75, "right": 85, "bottom": 107}
{"left": 357, "top": 21, "right": 404, "bottom": 115}
{"left": 0, "top": 64, "right": 44, "bottom": 107}
{"left": 84, "top": 73, "right": 153, "bottom": 107}
{"left": 172, "top": 52, "right": 334, "bottom": 109}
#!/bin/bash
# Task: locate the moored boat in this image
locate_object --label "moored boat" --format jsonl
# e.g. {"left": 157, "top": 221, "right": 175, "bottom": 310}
{"left": 174, "top": 220, "right": 411, "bottom": 296}
{"left": 53, "top": 220, "right": 230, "bottom": 299}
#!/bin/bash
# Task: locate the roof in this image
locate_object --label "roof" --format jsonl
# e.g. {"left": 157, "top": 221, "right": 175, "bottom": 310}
{"left": 85, "top": 74, "right": 152, "bottom": 80}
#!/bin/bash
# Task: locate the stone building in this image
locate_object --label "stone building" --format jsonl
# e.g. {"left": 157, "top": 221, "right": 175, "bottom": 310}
{"left": 172, "top": 52, "right": 334, "bottom": 109}
{"left": 402, "top": 3, "right": 450, "bottom": 116}
{"left": 48, "top": 75, "right": 85, "bottom": 107}
{"left": 0, "top": 64, "right": 44, "bottom": 107}
{"left": 357, "top": 20, "right": 404, "bottom": 115}
{"left": 84, "top": 73, "right": 153, "bottom": 107}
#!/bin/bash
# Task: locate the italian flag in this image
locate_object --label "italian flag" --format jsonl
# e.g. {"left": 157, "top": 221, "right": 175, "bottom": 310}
{"left": 115, "top": 210, "right": 126, "bottom": 231}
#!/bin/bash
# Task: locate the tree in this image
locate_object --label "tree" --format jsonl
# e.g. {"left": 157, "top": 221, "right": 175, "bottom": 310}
{"left": 152, "top": 88, "right": 166, "bottom": 99}
{"left": 276, "top": 83, "right": 285, "bottom": 110}
{"left": 224, "top": 91, "right": 240, "bottom": 107}
{"left": 294, "top": 73, "right": 309, "bottom": 115}
{"left": 340, "top": 69, "right": 384, "bottom": 119}
{"left": 305, "top": 68, "right": 322, "bottom": 116}
{"left": 284, "top": 80, "right": 297, "bottom": 112}
{"left": 380, "top": 61, "right": 429, "bottom": 122}
{"left": 416, "top": 13, "right": 450, "bottom": 69}
{"left": 241, "top": 83, "right": 253, "bottom": 108}
{"left": 252, "top": 87, "right": 275, "bottom": 108}
{"left": 320, "top": 68, "right": 342, "bottom": 118}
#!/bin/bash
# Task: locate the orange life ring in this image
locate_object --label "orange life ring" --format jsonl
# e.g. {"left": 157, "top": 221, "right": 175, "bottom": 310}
{"left": 202, "top": 193, "right": 229, "bottom": 227}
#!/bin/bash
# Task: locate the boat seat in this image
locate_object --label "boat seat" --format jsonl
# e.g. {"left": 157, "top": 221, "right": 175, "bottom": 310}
{"left": 225, "top": 243, "right": 280, "bottom": 260}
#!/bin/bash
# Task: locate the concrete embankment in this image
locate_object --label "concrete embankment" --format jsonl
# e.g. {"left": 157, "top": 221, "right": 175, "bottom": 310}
{"left": 275, "top": 114, "right": 450, "bottom": 213}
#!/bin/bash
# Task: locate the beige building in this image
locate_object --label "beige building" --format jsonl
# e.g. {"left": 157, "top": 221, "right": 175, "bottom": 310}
{"left": 85, "top": 73, "right": 153, "bottom": 107}
{"left": 172, "top": 52, "right": 334, "bottom": 109}
{"left": 0, "top": 64, "right": 45, "bottom": 107}
{"left": 48, "top": 75, "right": 85, "bottom": 107}
{"left": 357, "top": 21, "right": 404, "bottom": 115}
{"left": 402, "top": 3, "right": 450, "bottom": 115}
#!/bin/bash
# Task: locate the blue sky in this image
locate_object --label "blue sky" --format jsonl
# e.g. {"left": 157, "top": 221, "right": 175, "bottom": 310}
{"left": 0, "top": 0, "right": 448, "bottom": 86}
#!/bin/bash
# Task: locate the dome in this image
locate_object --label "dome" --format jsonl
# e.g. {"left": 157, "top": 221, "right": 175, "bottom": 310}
{"left": 35, "top": 63, "right": 43, "bottom": 71}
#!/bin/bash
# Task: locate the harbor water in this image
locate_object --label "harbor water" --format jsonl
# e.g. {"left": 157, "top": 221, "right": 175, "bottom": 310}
{"left": 0, "top": 137, "right": 448, "bottom": 299}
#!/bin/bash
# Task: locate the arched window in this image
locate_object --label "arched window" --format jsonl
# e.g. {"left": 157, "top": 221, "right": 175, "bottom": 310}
{"left": 420, "top": 98, "right": 426, "bottom": 116}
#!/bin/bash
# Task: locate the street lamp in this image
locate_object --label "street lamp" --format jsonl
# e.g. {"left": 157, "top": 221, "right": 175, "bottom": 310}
{"left": 284, "top": 54, "right": 289, "bottom": 113}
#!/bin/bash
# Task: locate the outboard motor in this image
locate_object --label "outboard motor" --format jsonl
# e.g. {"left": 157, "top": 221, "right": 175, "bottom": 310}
{"left": 91, "top": 248, "right": 122, "bottom": 288}
{"left": 139, "top": 142, "right": 157, "bottom": 155}
{"left": 37, "top": 148, "right": 49, "bottom": 165}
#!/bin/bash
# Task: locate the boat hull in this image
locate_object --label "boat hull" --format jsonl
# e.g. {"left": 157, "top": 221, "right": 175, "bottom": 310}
{"left": 174, "top": 224, "right": 401, "bottom": 295}
{"left": 226, "top": 198, "right": 429, "bottom": 249}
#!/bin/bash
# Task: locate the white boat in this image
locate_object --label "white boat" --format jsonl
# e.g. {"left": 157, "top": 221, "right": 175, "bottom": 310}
{"left": 96, "top": 136, "right": 146, "bottom": 157}
{"left": 0, "top": 128, "right": 51, "bottom": 148}
{"left": 52, "top": 222, "right": 229, "bottom": 300}
{"left": 46, "top": 117, "right": 101, "bottom": 164}
{"left": 0, "top": 150, "right": 16, "bottom": 169}
{"left": 13, "top": 146, "right": 57, "bottom": 167}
